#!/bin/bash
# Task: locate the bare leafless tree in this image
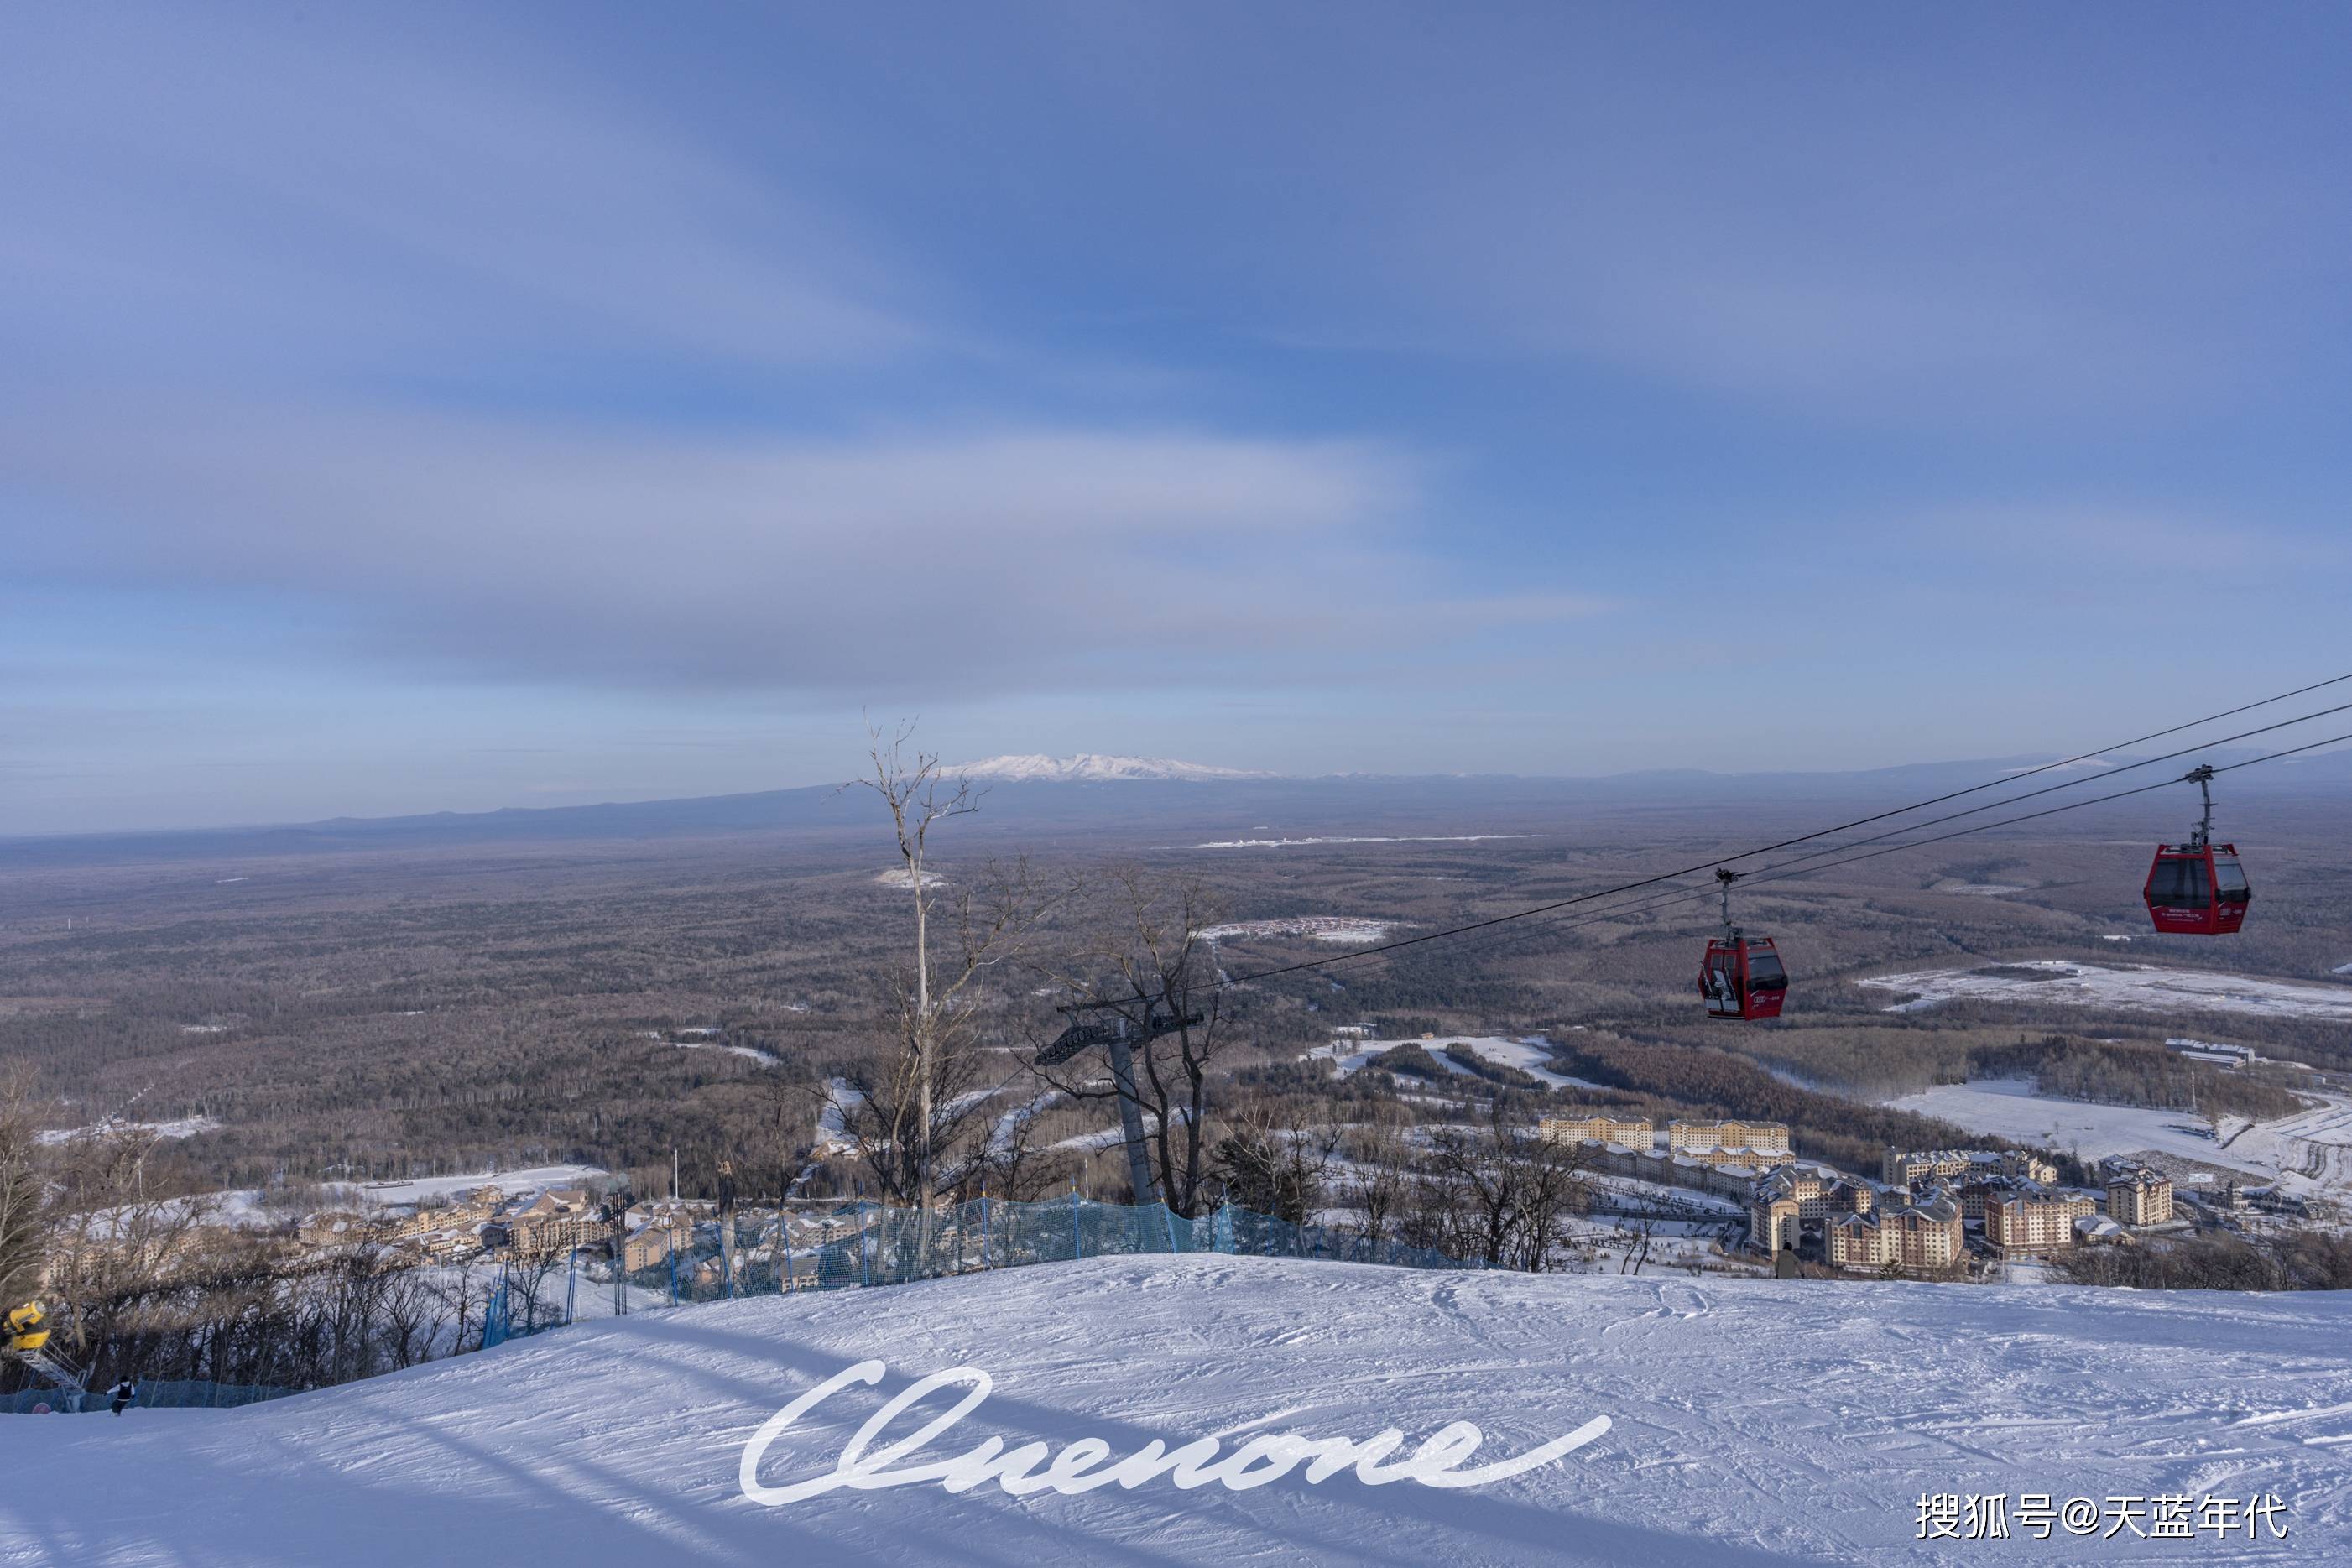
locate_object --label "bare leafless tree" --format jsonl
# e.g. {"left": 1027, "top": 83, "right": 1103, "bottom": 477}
{"left": 1425, "top": 1111, "right": 1593, "bottom": 1271}
{"left": 1210, "top": 1107, "right": 1345, "bottom": 1227}
{"left": 853, "top": 721, "right": 978, "bottom": 1209}
{"left": 1341, "top": 1128, "right": 1411, "bottom": 1249}
{"left": 499, "top": 1242, "right": 571, "bottom": 1333}
{"left": 1033, "top": 867, "right": 1227, "bottom": 1216}
{"left": 1619, "top": 1213, "right": 1659, "bottom": 1276}
{"left": 0, "top": 1069, "right": 52, "bottom": 1310}
{"left": 963, "top": 1086, "right": 1073, "bottom": 1202}
{"left": 435, "top": 1262, "right": 488, "bottom": 1355}
{"left": 844, "top": 721, "right": 1060, "bottom": 1268}
{"left": 40, "top": 1126, "right": 218, "bottom": 1358}
{"left": 376, "top": 1266, "right": 449, "bottom": 1370}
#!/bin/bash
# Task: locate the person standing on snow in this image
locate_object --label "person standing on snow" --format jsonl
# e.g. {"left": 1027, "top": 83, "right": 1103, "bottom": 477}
{"left": 107, "top": 1377, "right": 138, "bottom": 1416}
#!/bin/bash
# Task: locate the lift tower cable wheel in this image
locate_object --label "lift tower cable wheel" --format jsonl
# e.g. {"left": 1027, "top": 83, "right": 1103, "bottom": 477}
{"left": 1035, "top": 1003, "right": 1202, "bottom": 1205}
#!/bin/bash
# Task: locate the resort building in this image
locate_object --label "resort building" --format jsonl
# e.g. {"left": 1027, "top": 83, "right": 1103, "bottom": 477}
{"left": 1540, "top": 1114, "right": 1655, "bottom": 1149}
{"left": 1882, "top": 1147, "right": 2059, "bottom": 1188}
{"left": 2106, "top": 1165, "right": 2175, "bottom": 1227}
{"left": 506, "top": 1189, "right": 606, "bottom": 1255}
{"left": 1825, "top": 1196, "right": 1965, "bottom": 1274}
{"left": 1983, "top": 1189, "right": 2099, "bottom": 1257}
{"left": 1669, "top": 1120, "right": 1791, "bottom": 1155}
{"left": 1747, "top": 1164, "right": 1875, "bottom": 1258}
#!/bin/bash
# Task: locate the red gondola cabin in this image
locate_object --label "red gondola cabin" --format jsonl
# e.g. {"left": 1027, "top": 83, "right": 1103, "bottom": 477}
{"left": 2144, "top": 842, "right": 2250, "bottom": 935}
{"left": 2142, "top": 764, "right": 2250, "bottom": 935}
{"left": 1699, "top": 935, "right": 1787, "bottom": 1020}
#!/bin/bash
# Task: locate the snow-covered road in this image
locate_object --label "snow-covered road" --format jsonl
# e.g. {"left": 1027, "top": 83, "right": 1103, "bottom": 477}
{"left": 4, "top": 1256, "right": 2347, "bottom": 1565}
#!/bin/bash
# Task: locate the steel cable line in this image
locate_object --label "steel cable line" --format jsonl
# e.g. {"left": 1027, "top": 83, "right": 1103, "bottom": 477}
{"left": 1170, "top": 707, "right": 2352, "bottom": 998}
{"left": 1729, "top": 728, "right": 2352, "bottom": 898}
{"left": 1439, "top": 696, "right": 2352, "bottom": 945}
{"left": 766, "top": 711, "right": 2351, "bottom": 1033}
{"left": 1199, "top": 727, "right": 2352, "bottom": 992}
{"left": 1483, "top": 729, "right": 2352, "bottom": 952}
{"left": 1671, "top": 697, "right": 2352, "bottom": 889}
{"left": 1338, "top": 727, "right": 2352, "bottom": 970}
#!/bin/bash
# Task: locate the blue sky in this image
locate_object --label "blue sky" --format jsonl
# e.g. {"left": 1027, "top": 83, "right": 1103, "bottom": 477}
{"left": 5, "top": 3, "right": 2349, "bottom": 832}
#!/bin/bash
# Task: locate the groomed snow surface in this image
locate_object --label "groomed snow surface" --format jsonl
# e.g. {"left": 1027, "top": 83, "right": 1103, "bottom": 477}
{"left": 6, "top": 1256, "right": 2346, "bottom": 1565}
{"left": 1859, "top": 960, "right": 2352, "bottom": 1023}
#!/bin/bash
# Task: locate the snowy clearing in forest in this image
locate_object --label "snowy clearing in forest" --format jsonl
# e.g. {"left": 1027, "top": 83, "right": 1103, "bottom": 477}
{"left": 36, "top": 1114, "right": 219, "bottom": 1146}
{"left": 815, "top": 1078, "right": 868, "bottom": 1152}
{"left": 1305, "top": 1035, "right": 1599, "bottom": 1091}
{"left": 1198, "top": 915, "right": 1400, "bottom": 945}
{"left": 5, "top": 1255, "right": 2346, "bottom": 1565}
{"left": 668, "top": 1039, "right": 781, "bottom": 1065}
{"left": 1858, "top": 959, "right": 2352, "bottom": 1023}
{"left": 1182, "top": 834, "right": 1536, "bottom": 849}
{"left": 353, "top": 1164, "right": 608, "bottom": 1206}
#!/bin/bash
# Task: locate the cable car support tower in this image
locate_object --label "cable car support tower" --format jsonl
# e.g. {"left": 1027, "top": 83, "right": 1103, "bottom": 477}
{"left": 1035, "top": 1003, "right": 1201, "bottom": 1205}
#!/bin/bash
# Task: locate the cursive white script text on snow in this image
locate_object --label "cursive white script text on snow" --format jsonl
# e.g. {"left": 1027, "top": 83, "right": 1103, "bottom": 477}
{"left": 739, "top": 1359, "right": 1611, "bottom": 1505}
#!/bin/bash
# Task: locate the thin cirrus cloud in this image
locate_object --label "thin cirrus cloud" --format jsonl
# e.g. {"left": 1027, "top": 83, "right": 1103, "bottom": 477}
{"left": 5, "top": 5, "right": 2349, "bottom": 833}
{"left": 0, "top": 8, "right": 923, "bottom": 382}
{"left": 982, "top": 4, "right": 2337, "bottom": 424}
{"left": 0, "top": 8, "right": 1595, "bottom": 716}
{"left": 6, "top": 404, "right": 1521, "bottom": 698}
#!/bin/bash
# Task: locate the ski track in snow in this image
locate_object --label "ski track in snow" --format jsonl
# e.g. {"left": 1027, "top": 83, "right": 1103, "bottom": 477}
{"left": 4, "top": 1255, "right": 2347, "bottom": 1565}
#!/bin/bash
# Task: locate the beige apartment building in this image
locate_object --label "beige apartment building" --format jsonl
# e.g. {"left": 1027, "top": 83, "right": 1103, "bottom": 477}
{"left": 1540, "top": 1114, "right": 1654, "bottom": 1149}
{"left": 622, "top": 1222, "right": 681, "bottom": 1272}
{"left": 296, "top": 1211, "right": 380, "bottom": 1248}
{"left": 507, "top": 1189, "right": 607, "bottom": 1255}
{"left": 1668, "top": 1120, "right": 1791, "bottom": 1155}
{"left": 1883, "top": 1147, "right": 2059, "bottom": 1188}
{"left": 1578, "top": 1139, "right": 1812, "bottom": 1201}
{"left": 1826, "top": 1196, "right": 1964, "bottom": 1273}
{"left": 2107, "top": 1166, "right": 2175, "bottom": 1227}
{"left": 1984, "top": 1190, "right": 2098, "bottom": 1257}
{"left": 1748, "top": 1165, "right": 1874, "bottom": 1258}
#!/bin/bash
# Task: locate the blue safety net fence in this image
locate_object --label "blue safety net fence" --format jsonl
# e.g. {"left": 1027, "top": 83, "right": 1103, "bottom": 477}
{"left": 7, "top": 1196, "right": 1475, "bottom": 1414}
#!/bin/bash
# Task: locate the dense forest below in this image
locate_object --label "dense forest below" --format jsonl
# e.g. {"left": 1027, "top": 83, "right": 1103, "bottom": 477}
{"left": 3, "top": 784, "right": 2346, "bottom": 1207}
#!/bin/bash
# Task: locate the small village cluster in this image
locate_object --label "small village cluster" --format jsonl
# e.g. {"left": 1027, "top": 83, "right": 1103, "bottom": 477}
{"left": 295, "top": 1182, "right": 860, "bottom": 1288}
{"left": 1538, "top": 1112, "right": 2192, "bottom": 1273}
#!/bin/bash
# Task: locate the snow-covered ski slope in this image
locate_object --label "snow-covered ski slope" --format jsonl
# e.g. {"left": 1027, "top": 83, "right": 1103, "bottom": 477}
{"left": 6, "top": 1256, "right": 2348, "bottom": 1565}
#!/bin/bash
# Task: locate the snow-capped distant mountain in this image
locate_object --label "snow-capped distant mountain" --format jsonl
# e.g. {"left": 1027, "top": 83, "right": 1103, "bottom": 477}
{"left": 952, "top": 753, "right": 1275, "bottom": 783}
